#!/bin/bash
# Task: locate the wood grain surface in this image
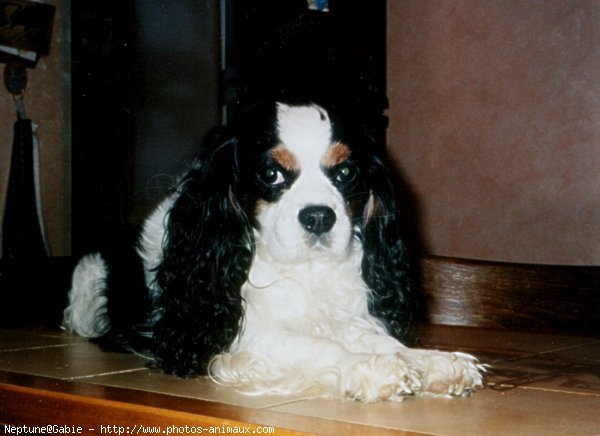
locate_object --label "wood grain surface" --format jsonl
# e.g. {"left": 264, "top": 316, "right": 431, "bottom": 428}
{"left": 421, "top": 255, "right": 600, "bottom": 334}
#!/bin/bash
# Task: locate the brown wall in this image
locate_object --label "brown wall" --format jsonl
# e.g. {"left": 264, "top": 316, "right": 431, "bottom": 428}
{"left": 0, "top": 0, "right": 70, "bottom": 256}
{"left": 387, "top": 0, "right": 600, "bottom": 265}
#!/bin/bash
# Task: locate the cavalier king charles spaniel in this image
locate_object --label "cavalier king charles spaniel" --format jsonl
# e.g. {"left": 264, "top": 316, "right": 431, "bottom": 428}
{"left": 63, "top": 100, "right": 484, "bottom": 402}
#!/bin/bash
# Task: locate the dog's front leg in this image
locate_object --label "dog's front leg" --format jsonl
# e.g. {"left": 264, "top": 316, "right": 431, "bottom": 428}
{"left": 209, "top": 332, "right": 424, "bottom": 402}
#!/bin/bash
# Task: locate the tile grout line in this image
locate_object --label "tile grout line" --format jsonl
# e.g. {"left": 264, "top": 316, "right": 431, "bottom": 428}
{"left": 517, "top": 385, "right": 600, "bottom": 397}
{"left": 60, "top": 374, "right": 325, "bottom": 411}
{"left": 490, "top": 340, "right": 600, "bottom": 363}
{"left": 65, "top": 367, "right": 150, "bottom": 381}
{"left": 486, "top": 381, "right": 600, "bottom": 398}
{"left": 0, "top": 329, "right": 83, "bottom": 339}
{"left": 0, "top": 343, "right": 76, "bottom": 353}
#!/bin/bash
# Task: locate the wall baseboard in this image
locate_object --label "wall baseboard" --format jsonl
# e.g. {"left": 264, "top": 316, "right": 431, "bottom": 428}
{"left": 420, "top": 255, "right": 600, "bottom": 335}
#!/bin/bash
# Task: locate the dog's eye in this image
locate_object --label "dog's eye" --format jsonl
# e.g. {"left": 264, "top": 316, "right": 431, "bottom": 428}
{"left": 335, "top": 165, "right": 356, "bottom": 184}
{"left": 259, "top": 167, "right": 285, "bottom": 186}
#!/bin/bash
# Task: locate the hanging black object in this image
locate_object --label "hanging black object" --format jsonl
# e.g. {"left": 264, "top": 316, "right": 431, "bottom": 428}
{"left": 2, "top": 117, "right": 48, "bottom": 259}
{"left": 2, "top": 64, "right": 47, "bottom": 259}
{"left": 0, "top": 0, "right": 55, "bottom": 258}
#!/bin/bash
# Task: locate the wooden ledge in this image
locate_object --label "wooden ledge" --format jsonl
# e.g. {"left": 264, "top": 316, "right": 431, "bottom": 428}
{"left": 420, "top": 255, "right": 600, "bottom": 335}
{"left": 0, "top": 371, "right": 408, "bottom": 436}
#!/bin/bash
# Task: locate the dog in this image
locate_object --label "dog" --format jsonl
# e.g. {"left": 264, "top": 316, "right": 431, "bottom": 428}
{"left": 63, "top": 100, "right": 484, "bottom": 402}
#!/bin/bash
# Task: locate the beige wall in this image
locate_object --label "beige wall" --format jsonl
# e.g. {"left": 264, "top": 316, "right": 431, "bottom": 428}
{"left": 0, "top": 0, "right": 70, "bottom": 256}
{"left": 387, "top": 0, "right": 600, "bottom": 265}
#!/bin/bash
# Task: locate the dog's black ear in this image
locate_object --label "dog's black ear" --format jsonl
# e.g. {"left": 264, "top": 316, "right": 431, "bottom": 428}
{"left": 361, "top": 154, "right": 416, "bottom": 344}
{"left": 153, "top": 129, "right": 254, "bottom": 376}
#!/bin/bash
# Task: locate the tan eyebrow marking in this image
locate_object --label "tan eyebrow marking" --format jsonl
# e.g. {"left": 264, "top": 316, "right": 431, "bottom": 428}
{"left": 271, "top": 145, "right": 299, "bottom": 171}
{"left": 322, "top": 142, "right": 351, "bottom": 167}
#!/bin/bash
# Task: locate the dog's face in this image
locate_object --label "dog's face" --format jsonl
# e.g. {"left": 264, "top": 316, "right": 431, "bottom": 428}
{"left": 243, "top": 103, "right": 371, "bottom": 263}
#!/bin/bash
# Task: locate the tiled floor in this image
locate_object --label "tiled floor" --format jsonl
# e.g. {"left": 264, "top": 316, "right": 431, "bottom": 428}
{"left": 1, "top": 325, "right": 599, "bottom": 435}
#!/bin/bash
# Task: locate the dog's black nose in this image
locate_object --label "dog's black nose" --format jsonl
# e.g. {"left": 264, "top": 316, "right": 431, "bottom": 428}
{"left": 298, "top": 205, "right": 336, "bottom": 235}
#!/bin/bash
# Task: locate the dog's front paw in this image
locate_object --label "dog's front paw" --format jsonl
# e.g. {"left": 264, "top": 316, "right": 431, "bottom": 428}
{"left": 345, "top": 354, "right": 422, "bottom": 402}
{"left": 408, "top": 350, "right": 486, "bottom": 397}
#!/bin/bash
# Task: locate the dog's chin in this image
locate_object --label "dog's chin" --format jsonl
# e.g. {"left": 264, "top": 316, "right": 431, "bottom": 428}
{"left": 259, "top": 236, "right": 357, "bottom": 266}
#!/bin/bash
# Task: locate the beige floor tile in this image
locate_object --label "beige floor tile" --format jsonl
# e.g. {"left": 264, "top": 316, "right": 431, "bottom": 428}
{"left": 0, "top": 330, "right": 84, "bottom": 351}
{"left": 486, "top": 342, "right": 600, "bottom": 396}
{"left": 0, "top": 326, "right": 78, "bottom": 338}
{"left": 2, "top": 325, "right": 597, "bottom": 434}
{"left": 0, "top": 342, "right": 147, "bottom": 379}
{"left": 268, "top": 388, "right": 600, "bottom": 436}
{"left": 524, "top": 371, "right": 600, "bottom": 396}
{"left": 83, "top": 369, "right": 316, "bottom": 409}
{"left": 553, "top": 340, "right": 600, "bottom": 363}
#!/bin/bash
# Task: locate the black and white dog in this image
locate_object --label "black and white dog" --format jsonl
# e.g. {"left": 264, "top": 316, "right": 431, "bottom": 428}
{"left": 63, "top": 100, "right": 484, "bottom": 402}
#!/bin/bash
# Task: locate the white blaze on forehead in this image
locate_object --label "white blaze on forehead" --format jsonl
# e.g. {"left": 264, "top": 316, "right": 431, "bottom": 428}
{"left": 276, "top": 103, "right": 332, "bottom": 164}
{"left": 256, "top": 103, "right": 354, "bottom": 263}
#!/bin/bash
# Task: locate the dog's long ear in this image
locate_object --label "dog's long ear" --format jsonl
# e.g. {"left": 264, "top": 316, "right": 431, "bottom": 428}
{"left": 361, "top": 154, "right": 416, "bottom": 344}
{"left": 153, "top": 128, "right": 254, "bottom": 377}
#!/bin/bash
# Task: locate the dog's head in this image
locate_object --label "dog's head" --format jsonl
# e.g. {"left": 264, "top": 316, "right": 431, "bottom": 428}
{"left": 155, "top": 100, "right": 415, "bottom": 372}
{"left": 238, "top": 102, "right": 376, "bottom": 263}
